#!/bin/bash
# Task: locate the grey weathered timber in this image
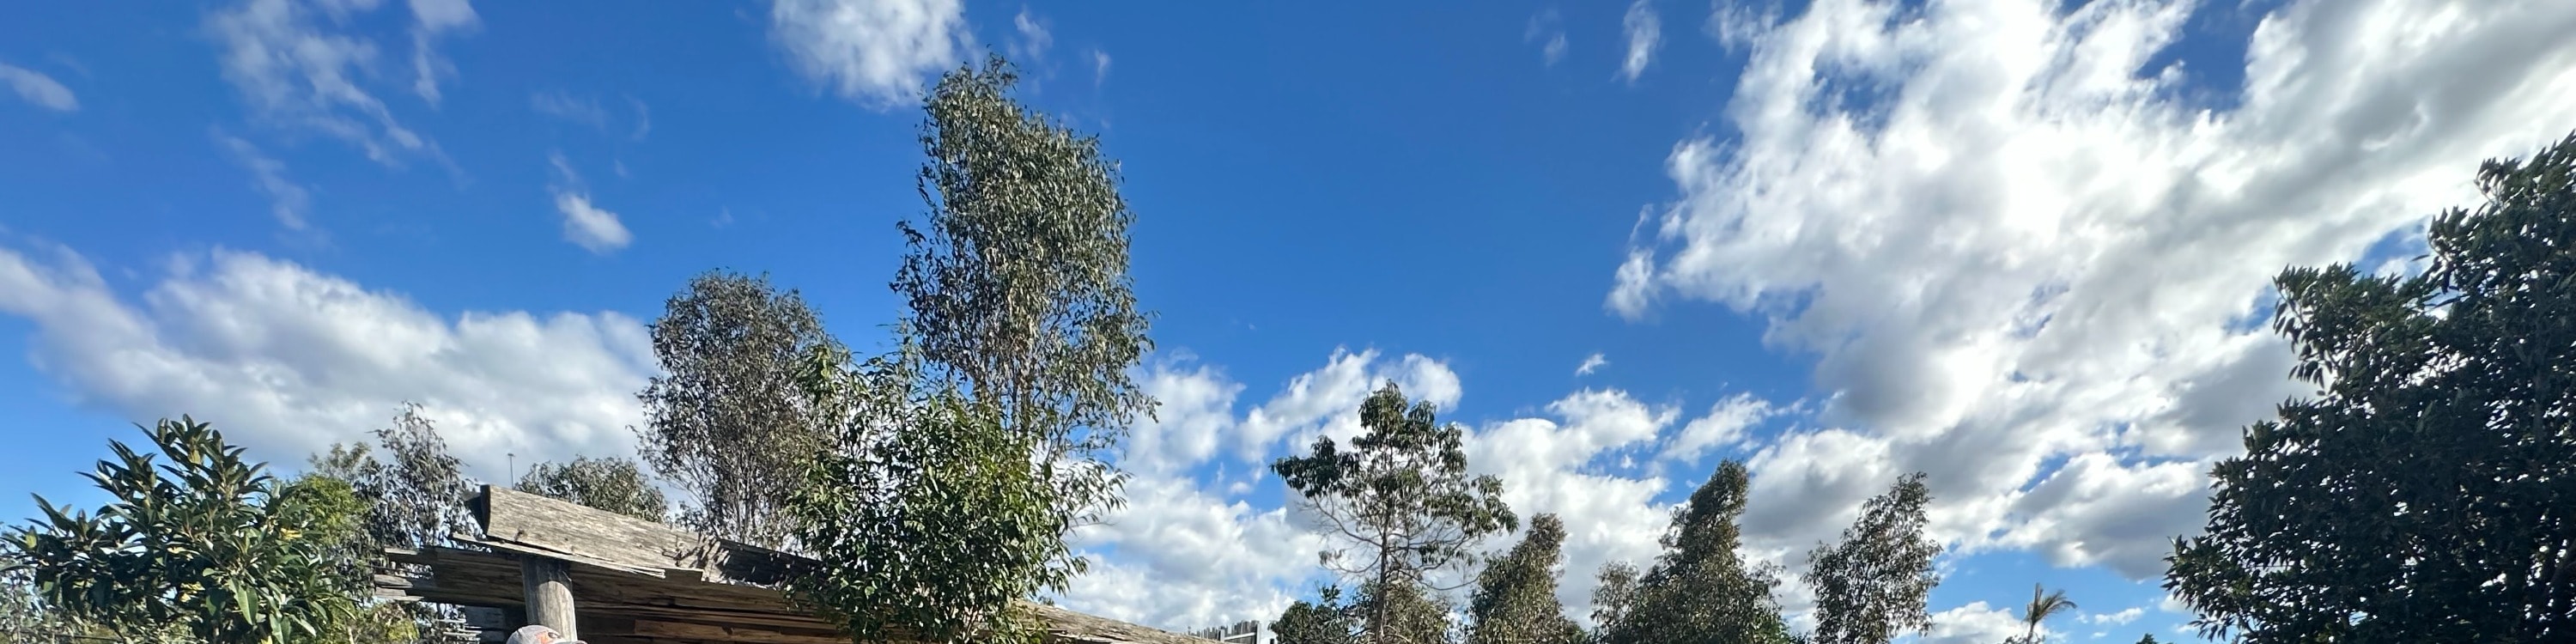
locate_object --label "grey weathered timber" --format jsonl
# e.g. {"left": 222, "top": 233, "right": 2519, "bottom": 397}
{"left": 372, "top": 485, "right": 1225, "bottom": 644}
{"left": 523, "top": 556, "right": 578, "bottom": 640}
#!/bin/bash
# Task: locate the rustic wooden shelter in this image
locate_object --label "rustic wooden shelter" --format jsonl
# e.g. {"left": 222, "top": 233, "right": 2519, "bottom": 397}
{"left": 374, "top": 485, "right": 1218, "bottom": 644}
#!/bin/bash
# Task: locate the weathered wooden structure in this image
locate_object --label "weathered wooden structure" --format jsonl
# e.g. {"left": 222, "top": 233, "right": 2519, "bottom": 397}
{"left": 374, "top": 485, "right": 1218, "bottom": 644}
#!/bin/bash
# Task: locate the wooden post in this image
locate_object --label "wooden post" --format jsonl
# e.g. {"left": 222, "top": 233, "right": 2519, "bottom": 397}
{"left": 521, "top": 556, "right": 577, "bottom": 640}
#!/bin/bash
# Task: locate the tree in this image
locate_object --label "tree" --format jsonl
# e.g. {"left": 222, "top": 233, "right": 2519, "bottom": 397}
{"left": 637, "top": 270, "right": 838, "bottom": 550}
{"left": 4, "top": 417, "right": 361, "bottom": 643}
{"left": 313, "top": 404, "right": 481, "bottom": 644}
{"left": 1275, "top": 586, "right": 1359, "bottom": 644}
{"left": 0, "top": 567, "right": 96, "bottom": 643}
{"left": 1467, "top": 514, "right": 1582, "bottom": 644}
{"left": 1354, "top": 579, "right": 1458, "bottom": 644}
{"left": 516, "top": 456, "right": 668, "bottom": 522}
{"left": 2165, "top": 134, "right": 2576, "bottom": 643}
{"left": 2010, "top": 585, "right": 2076, "bottom": 644}
{"left": 1805, "top": 473, "right": 1941, "bottom": 644}
{"left": 1596, "top": 461, "right": 1794, "bottom": 644}
{"left": 2132, "top": 635, "right": 2160, "bottom": 644}
{"left": 1273, "top": 382, "right": 1516, "bottom": 644}
{"left": 1589, "top": 562, "right": 1641, "bottom": 635}
{"left": 788, "top": 54, "right": 1157, "bottom": 644}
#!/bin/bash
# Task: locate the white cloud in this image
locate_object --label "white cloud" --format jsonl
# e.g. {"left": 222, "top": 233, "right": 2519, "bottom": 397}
{"left": 1610, "top": 0, "right": 2576, "bottom": 578}
{"left": 214, "top": 131, "right": 314, "bottom": 231}
{"left": 1660, "top": 392, "right": 1772, "bottom": 463}
{"left": 1122, "top": 360, "right": 1244, "bottom": 477}
{"left": 1232, "top": 348, "right": 1461, "bottom": 462}
{"left": 1012, "top": 7, "right": 1052, "bottom": 63}
{"left": 0, "top": 63, "right": 77, "bottom": 112}
{"left": 1619, "top": 0, "right": 1661, "bottom": 82}
{"left": 548, "top": 153, "right": 632, "bottom": 254}
{"left": 0, "top": 242, "right": 655, "bottom": 483}
{"left": 208, "top": 0, "right": 468, "bottom": 164}
{"left": 769, "top": 0, "right": 969, "bottom": 108}
{"left": 1923, "top": 601, "right": 2032, "bottom": 644}
{"left": 1575, "top": 352, "right": 1609, "bottom": 376}
{"left": 1062, "top": 475, "right": 1327, "bottom": 630}
{"left": 1091, "top": 50, "right": 1112, "bottom": 87}
{"left": 555, "top": 192, "right": 632, "bottom": 255}
{"left": 1527, "top": 9, "right": 1569, "bottom": 68}
{"left": 1464, "top": 389, "right": 1680, "bottom": 623}
{"left": 405, "top": 0, "right": 478, "bottom": 104}
{"left": 2086, "top": 606, "right": 2144, "bottom": 625}
{"left": 531, "top": 91, "right": 611, "bottom": 129}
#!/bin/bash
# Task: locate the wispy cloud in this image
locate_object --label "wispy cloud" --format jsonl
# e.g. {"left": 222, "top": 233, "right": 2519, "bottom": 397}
{"left": 547, "top": 152, "right": 631, "bottom": 254}
{"left": 1575, "top": 351, "right": 1608, "bottom": 376}
{"left": 1619, "top": 0, "right": 1660, "bottom": 82}
{"left": 1012, "top": 6, "right": 1052, "bottom": 63}
{"left": 1527, "top": 9, "right": 1569, "bottom": 67}
{"left": 0, "top": 62, "right": 76, "bottom": 112}
{"left": 214, "top": 131, "right": 313, "bottom": 231}
{"left": 207, "top": 0, "right": 456, "bottom": 165}
{"left": 405, "top": 0, "right": 479, "bottom": 104}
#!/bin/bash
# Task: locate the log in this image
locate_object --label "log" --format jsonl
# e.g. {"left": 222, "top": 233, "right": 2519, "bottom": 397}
{"left": 524, "top": 556, "right": 579, "bottom": 640}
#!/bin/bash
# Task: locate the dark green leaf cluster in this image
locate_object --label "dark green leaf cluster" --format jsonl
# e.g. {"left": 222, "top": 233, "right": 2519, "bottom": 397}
{"left": 1277, "top": 586, "right": 1362, "bottom": 644}
{"left": 637, "top": 270, "right": 838, "bottom": 550}
{"left": 1467, "top": 514, "right": 1583, "bottom": 644}
{"left": 516, "top": 456, "right": 669, "bottom": 523}
{"left": 1596, "top": 462, "right": 1795, "bottom": 644}
{"left": 1804, "top": 473, "right": 1940, "bottom": 644}
{"left": 1272, "top": 382, "right": 1514, "bottom": 644}
{"left": 3, "top": 417, "right": 361, "bottom": 643}
{"left": 2166, "top": 133, "right": 2576, "bottom": 643}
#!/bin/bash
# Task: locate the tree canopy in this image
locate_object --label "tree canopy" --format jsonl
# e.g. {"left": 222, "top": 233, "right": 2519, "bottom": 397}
{"left": 4, "top": 417, "right": 361, "bottom": 643}
{"left": 1596, "top": 461, "right": 1794, "bottom": 644}
{"left": 637, "top": 269, "right": 839, "bottom": 550}
{"left": 1805, "top": 473, "right": 1941, "bottom": 644}
{"left": 788, "top": 53, "right": 1155, "bottom": 644}
{"left": 2166, "top": 134, "right": 2576, "bottom": 643}
{"left": 1273, "top": 382, "right": 1516, "bottom": 644}
{"left": 1467, "top": 513, "right": 1582, "bottom": 644}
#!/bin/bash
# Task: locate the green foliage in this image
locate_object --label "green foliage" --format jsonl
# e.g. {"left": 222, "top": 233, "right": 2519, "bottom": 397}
{"left": 2007, "top": 585, "right": 2076, "bottom": 644}
{"left": 1589, "top": 562, "right": 1640, "bottom": 635}
{"left": 1467, "top": 514, "right": 1582, "bottom": 644}
{"left": 0, "top": 567, "right": 95, "bottom": 643}
{"left": 638, "top": 270, "right": 838, "bottom": 550}
{"left": 1804, "top": 473, "right": 1940, "bottom": 644}
{"left": 2166, "top": 134, "right": 2576, "bottom": 643}
{"left": 1597, "top": 462, "right": 1794, "bottom": 644}
{"left": 3, "top": 417, "right": 359, "bottom": 643}
{"left": 1354, "top": 580, "right": 1457, "bottom": 644}
{"left": 787, "top": 349, "right": 1072, "bottom": 644}
{"left": 1273, "top": 382, "right": 1515, "bottom": 644}
{"left": 897, "top": 53, "right": 1156, "bottom": 465}
{"left": 787, "top": 52, "right": 1154, "bottom": 644}
{"left": 1276, "top": 586, "right": 1360, "bottom": 644}
{"left": 310, "top": 405, "right": 479, "bottom": 644}
{"left": 516, "top": 456, "right": 668, "bottom": 522}
{"left": 2132, "top": 635, "right": 2160, "bottom": 644}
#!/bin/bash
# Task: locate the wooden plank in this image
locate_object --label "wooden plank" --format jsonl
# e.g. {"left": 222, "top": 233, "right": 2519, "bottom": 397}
{"left": 479, "top": 485, "right": 794, "bottom": 586}
{"left": 631, "top": 619, "right": 852, "bottom": 644}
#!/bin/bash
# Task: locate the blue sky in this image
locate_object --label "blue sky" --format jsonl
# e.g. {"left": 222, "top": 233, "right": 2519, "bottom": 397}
{"left": 5, "top": 1, "right": 2576, "bottom": 642}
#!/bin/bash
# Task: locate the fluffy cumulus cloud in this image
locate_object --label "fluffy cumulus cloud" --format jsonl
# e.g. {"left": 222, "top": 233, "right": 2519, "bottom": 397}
{"left": 769, "top": 0, "right": 969, "bottom": 108}
{"left": 207, "top": 0, "right": 472, "bottom": 165}
{"left": 0, "top": 241, "right": 655, "bottom": 483}
{"left": 1610, "top": 0, "right": 2576, "bottom": 577}
{"left": 1058, "top": 346, "right": 1789, "bottom": 633}
{"left": 1923, "top": 602, "right": 2032, "bottom": 644}
{"left": 0, "top": 62, "right": 77, "bottom": 112}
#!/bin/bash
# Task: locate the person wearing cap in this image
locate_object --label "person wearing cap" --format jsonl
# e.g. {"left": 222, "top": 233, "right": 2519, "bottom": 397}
{"left": 509, "top": 624, "right": 585, "bottom": 644}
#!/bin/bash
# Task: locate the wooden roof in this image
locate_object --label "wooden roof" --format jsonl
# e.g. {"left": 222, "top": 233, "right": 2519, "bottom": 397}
{"left": 374, "top": 485, "right": 1217, "bottom": 644}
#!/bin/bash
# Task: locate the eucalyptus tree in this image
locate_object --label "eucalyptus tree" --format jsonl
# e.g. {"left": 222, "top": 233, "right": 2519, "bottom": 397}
{"left": 1805, "top": 473, "right": 1941, "bottom": 644}
{"left": 1273, "top": 382, "right": 1516, "bottom": 644}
